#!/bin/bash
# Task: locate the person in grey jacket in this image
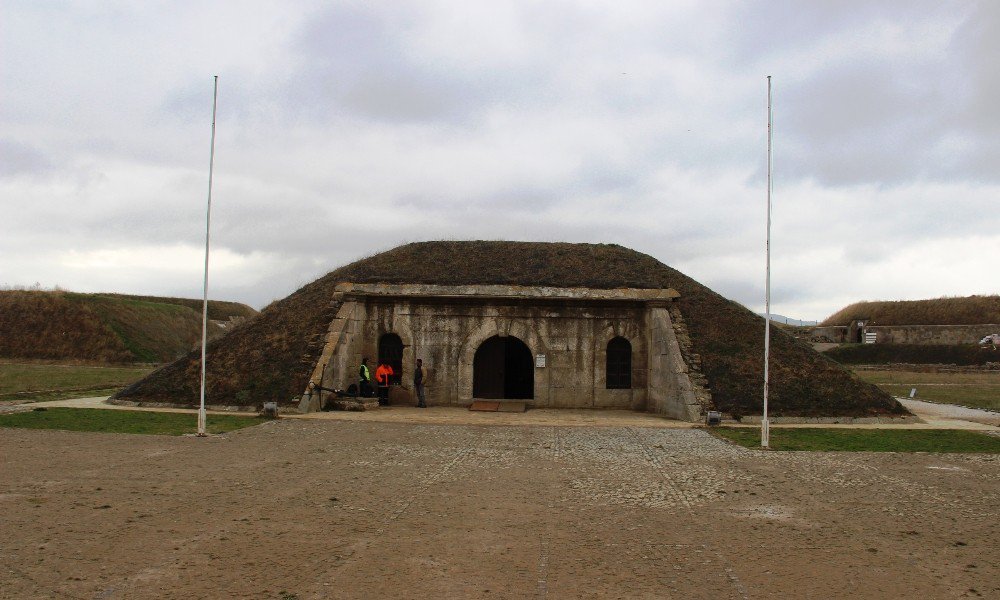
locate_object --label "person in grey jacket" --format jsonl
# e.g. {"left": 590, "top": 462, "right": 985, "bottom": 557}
{"left": 414, "top": 358, "right": 426, "bottom": 408}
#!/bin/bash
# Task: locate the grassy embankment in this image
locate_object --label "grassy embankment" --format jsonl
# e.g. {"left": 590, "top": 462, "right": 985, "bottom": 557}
{"left": 0, "top": 407, "right": 265, "bottom": 435}
{"left": 853, "top": 369, "right": 1000, "bottom": 412}
{"left": 0, "top": 290, "right": 256, "bottom": 363}
{"left": 0, "top": 361, "right": 156, "bottom": 404}
{"left": 711, "top": 427, "right": 1000, "bottom": 453}
{"left": 821, "top": 295, "right": 1000, "bottom": 326}
{"left": 117, "top": 241, "right": 901, "bottom": 419}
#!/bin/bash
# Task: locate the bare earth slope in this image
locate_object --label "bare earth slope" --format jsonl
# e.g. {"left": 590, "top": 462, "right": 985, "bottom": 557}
{"left": 115, "top": 241, "right": 902, "bottom": 417}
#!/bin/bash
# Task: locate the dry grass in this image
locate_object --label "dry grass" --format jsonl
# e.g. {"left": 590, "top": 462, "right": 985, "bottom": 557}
{"left": 92, "top": 293, "right": 257, "bottom": 321}
{"left": 0, "top": 291, "right": 256, "bottom": 363}
{"left": 115, "top": 241, "right": 902, "bottom": 417}
{"left": 821, "top": 295, "right": 1000, "bottom": 326}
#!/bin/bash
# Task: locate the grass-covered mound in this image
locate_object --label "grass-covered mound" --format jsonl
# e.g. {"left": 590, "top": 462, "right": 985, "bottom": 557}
{"left": 115, "top": 241, "right": 903, "bottom": 417}
{"left": 821, "top": 295, "right": 1000, "bottom": 326}
{"left": 824, "top": 343, "right": 1000, "bottom": 366}
{"left": 0, "top": 291, "right": 256, "bottom": 363}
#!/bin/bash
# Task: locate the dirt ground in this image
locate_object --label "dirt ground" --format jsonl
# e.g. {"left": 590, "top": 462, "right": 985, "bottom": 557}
{"left": 2, "top": 416, "right": 998, "bottom": 599}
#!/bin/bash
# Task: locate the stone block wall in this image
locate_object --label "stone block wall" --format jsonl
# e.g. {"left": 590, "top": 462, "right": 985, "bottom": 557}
{"left": 866, "top": 324, "right": 1000, "bottom": 345}
{"left": 304, "top": 284, "right": 699, "bottom": 419}
{"left": 334, "top": 297, "right": 649, "bottom": 410}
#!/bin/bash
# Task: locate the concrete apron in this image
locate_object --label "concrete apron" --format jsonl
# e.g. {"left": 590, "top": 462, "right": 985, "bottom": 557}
{"left": 6, "top": 396, "right": 999, "bottom": 432}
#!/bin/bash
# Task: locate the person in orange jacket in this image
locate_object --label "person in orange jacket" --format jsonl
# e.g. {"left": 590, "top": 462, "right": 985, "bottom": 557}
{"left": 375, "top": 363, "right": 394, "bottom": 406}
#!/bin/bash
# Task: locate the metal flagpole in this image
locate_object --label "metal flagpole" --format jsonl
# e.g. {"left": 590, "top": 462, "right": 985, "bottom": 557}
{"left": 762, "top": 75, "right": 772, "bottom": 449}
{"left": 198, "top": 75, "right": 219, "bottom": 437}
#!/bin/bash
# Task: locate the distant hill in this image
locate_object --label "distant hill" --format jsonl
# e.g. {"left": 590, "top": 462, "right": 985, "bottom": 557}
{"left": 758, "top": 314, "right": 819, "bottom": 326}
{"left": 821, "top": 295, "right": 1000, "bottom": 327}
{"left": 0, "top": 291, "right": 257, "bottom": 363}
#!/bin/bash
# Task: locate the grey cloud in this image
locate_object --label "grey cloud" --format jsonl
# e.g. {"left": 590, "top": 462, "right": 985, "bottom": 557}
{"left": 0, "top": 139, "right": 54, "bottom": 177}
{"left": 729, "top": 0, "right": 955, "bottom": 63}
{"left": 780, "top": 63, "right": 947, "bottom": 185}
{"left": 729, "top": 1, "right": 998, "bottom": 186}
{"left": 949, "top": 2, "right": 1000, "bottom": 135}
{"left": 3, "top": 1, "right": 998, "bottom": 320}
{"left": 286, "top": 5, "right": 524, "bottom": 124}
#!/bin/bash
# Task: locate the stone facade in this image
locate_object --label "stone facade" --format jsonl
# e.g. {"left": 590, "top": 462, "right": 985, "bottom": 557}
{"left": 866, "top": 324, "right": 1000, "bottom": 345}
{"left": 298, "top": 283, "right": 707, "bottom": 421}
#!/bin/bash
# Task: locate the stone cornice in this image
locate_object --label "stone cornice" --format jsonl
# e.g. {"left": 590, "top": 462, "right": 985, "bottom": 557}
{"left": 334, "top": 282, "right": 679, "bottom": 303}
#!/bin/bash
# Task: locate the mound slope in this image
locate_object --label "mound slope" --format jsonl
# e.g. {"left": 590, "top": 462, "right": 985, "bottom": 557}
{"left": 116, "top": 241, "right": 903, "bottom": 417}
{"left": 822, "top": 295, "right": 1000, "bottom": 327}
{"left": 0, "top": 291, "right": 256, "bottom": 363}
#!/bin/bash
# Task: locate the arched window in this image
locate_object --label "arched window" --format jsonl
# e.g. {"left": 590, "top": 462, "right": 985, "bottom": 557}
{"left": 606, "top": 337, "right": 632, "bottom": 389}
{"left": 378, "top": 333, "right": 403, "bottom": 385}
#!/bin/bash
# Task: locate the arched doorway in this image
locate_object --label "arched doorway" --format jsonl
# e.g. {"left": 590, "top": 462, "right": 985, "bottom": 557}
{"left": 606, "top": 336, "right": 632, "bottom": 389}
{"left": 378, "top": 333, "right": 403, "bottom": 385}
{"left": 473, "top": 335, "right": 534, "bottom": 399}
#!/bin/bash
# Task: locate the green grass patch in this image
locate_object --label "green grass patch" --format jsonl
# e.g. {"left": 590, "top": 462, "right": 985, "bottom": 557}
{"left": 853, "top": 369, "right": 1000, "bottom": 412}
{"left": 825, "top": 343, "right": 1000, "bottom": 366}
{"left": 1, "top": 387, "right": 125, "bottom": 404}
{"left": 0, "top": 362, "right": 155, "bottom": 401}
{"left": 0, "top": 407, "right": 266, "bottom": 436}
{"left": 878, "top": 384, "right": 999, "bottom": 411}
{"left": 710, "top": 426, "right": 1000, "bottom": 453}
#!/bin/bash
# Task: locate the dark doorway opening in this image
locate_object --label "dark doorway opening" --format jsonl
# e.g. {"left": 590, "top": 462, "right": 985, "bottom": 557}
{"left": 606, "top": 336, "right": 632, "bottom": 389}
{"left": 473, "top": 335, "right": 534, "bottom": 399}
{"left": 378, "top": 333, "right": 403, "bottom": 385}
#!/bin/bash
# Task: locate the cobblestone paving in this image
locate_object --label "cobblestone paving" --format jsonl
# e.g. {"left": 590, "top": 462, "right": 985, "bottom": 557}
{"left": 1, "top": 420, "right": 997, "bottom": 599}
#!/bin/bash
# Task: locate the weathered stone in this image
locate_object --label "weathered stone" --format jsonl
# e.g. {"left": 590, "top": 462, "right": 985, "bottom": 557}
{"left": 297, "top": 283, "right": 708, "bottom": 420}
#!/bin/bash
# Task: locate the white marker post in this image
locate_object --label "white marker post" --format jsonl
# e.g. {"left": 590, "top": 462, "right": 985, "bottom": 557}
{"left": 762, "top": 75, "right": 773, "bottom": 449}
{"left": 198, "top": 76, "right": 219, "bottom": 437}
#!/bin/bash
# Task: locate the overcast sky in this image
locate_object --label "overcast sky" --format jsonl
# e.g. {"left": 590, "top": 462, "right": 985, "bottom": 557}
{"left": 2, "top": 0, "right": 997, "bottom": 321}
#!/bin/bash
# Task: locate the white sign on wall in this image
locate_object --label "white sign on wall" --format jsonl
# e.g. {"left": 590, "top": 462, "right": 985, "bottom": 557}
{"left": 535, "top": 354, "right": 546, "bottom": 368}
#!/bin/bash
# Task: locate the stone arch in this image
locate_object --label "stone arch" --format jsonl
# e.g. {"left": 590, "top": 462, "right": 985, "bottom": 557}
{"left": 457, "top": 319, "right": 545, "bottom": 402}
{"left": 605, "top": 336, "right": 632, "bottom": 389}
{"left": 378, "top": 333, "right": 404, "bottom": 385}
{"left": 375, "top": 304, "right": 416, "bottom": 385}
{"left": 473, "top": 335, "right": 534, "bottom": 399}
{"left": 594, "top": 325, "right": 640, "bottom": 391}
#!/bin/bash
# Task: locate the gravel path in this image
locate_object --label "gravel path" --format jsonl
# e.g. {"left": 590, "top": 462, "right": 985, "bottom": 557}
{"left": 2, "top": 420, "right": 997, "bottom": 599}
{"left": 899, "top": 398, "right": 1000, "bottom": 427}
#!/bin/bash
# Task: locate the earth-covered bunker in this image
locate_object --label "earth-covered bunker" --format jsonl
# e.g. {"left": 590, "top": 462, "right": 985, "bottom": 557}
{"left": 114, "top": 241, "right": 905, "bottom": 421}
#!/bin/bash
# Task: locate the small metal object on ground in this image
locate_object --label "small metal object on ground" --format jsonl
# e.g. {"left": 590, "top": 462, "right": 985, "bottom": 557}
{"left": 706, "top": 410, "right": 722, "bottom": 426}
{"left": 261, "top": 402, "right": 278, "bottom": 418}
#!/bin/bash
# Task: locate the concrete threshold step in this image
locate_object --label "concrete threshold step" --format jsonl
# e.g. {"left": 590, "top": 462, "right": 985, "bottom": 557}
{"left": 469, "top": 400, "right": 527, "bottom": 413}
